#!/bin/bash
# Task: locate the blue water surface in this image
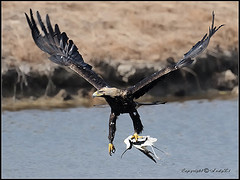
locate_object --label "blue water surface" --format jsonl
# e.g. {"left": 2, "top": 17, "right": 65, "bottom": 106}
{"left": 2, "top": 98, "right": 238, "bottom": 178}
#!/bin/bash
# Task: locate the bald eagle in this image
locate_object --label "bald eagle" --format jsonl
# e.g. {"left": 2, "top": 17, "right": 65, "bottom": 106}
{"left": 25, "top": 9, "right": 224, "bottom": 156}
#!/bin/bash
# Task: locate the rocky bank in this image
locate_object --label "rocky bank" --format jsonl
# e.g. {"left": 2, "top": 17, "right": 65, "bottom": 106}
{"left": 2, "top": 2, "right": 238, "bottom": 111}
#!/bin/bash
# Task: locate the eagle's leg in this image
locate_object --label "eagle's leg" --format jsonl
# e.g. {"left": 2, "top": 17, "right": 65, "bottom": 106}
{"left": 108, "top": 111, "right": 118, "bottom": 156}
{"left": 129, "top": 110, "right": 143, "bottom": 141}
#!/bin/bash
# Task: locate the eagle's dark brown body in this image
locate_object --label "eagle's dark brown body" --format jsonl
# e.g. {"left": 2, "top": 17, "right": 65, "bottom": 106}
{"left": 105, "top": 96, "right": 137, "bottom": 115}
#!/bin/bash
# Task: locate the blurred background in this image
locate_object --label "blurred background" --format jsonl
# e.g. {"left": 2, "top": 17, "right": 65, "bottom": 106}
{"left": 2, "top": 1, "right": 238, "bottom": 110}
{"left": 2, "top": 2, "right": 238, "bottom": 179}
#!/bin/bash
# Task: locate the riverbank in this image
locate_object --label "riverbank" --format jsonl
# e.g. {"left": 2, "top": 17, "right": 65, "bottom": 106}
{"left": 2, "top": 90, "right": 238, "bottom": 112}
{"left": 2, "top": 2, "right": 238, "bottom": 111}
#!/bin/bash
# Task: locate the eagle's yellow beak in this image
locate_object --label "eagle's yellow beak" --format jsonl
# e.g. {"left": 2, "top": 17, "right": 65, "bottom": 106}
{"left": 92, "top": 90, "right": 104, "bottom": 97}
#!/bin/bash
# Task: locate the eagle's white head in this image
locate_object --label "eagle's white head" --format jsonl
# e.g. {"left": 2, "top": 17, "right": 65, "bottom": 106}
{"left": 92, "top": 87, "right": 125, "bottom": 98}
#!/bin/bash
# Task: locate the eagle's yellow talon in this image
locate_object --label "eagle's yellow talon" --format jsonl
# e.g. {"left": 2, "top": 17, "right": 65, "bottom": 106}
{"left": 131, "top": 133, "right": 142, "bottom": 141}
{"left": 108, "top": 143, "right": 115, "bottom": 156}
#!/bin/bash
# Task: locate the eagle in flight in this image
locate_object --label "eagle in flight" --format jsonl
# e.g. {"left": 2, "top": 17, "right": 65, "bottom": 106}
{"left": 25, "top": 9, "right": 224, "bottom": 156}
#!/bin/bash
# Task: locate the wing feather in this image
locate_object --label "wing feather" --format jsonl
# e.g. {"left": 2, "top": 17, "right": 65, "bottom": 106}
{"left": 126, "top": 58, "right": 193, "bottom": 99}
{"left": 127, "top": 11, "right": 224, "bottom": 99}
{"left": 25, "top": 9, "right": 109, "bottom": 90}
{"left": 183, "top": 11, "right": 224, "bottom": 59}
{"left": 138, "top": 148, "right": 157, "bottom": 163}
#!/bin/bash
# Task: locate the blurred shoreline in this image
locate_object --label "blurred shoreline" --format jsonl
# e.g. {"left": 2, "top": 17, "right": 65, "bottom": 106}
{"left": 2, "top": 91, "right": 238, "bottom": 112}
{"left": 2, "top": 2, "right": 238, "bottom": 111}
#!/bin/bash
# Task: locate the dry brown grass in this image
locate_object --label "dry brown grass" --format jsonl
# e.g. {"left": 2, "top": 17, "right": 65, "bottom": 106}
{"left": 2, "top": 1, "right": 238, "bottom": 69}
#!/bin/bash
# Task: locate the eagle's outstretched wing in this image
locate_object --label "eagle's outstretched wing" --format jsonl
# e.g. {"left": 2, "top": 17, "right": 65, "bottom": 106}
{"left": 25, "top": 9, "right": 109, "bottom": 90}
{"left": 127, "top": 11, "right": 224, "bottom": 99}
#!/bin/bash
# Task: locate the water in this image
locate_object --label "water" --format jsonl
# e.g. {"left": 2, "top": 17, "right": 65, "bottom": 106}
{"left": 2, "top": 98, "right": 238, "bottom": 178}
